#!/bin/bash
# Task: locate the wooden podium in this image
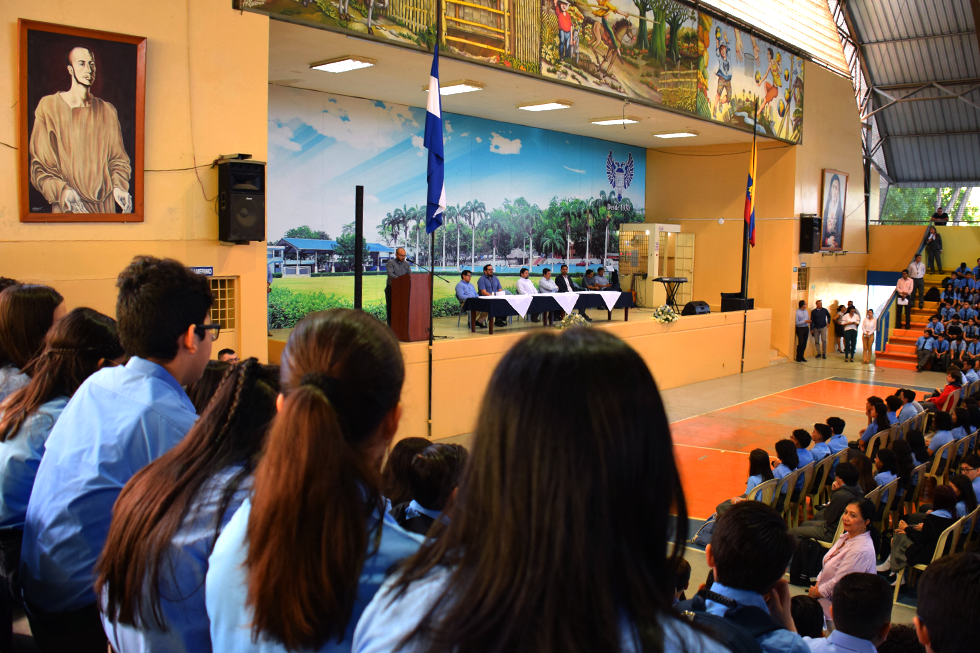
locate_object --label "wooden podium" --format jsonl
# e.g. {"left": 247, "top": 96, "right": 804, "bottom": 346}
{"left": 390, "top": 273, "right": 431, "bottom": 342}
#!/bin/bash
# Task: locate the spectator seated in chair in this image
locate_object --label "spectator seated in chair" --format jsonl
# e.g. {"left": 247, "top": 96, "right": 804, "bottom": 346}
{"left": 914, "top": 551, "right": 980, "bottom": 653}
{"left": 715, "top": 448, "right": 774, "bottom": 516}
{"left": 803, "top": 573, "right": 892, "bottom": 652}
{"left": 810, "top": 423, "right": 833, "bottom": 463}
{"left": 790, "top": 595, "right": 825, "bottom": 640}
{"left": 790, "top": 462, "right": 863, "bottom": 542}
{"left": 916, "top": 330, "right": 939, "bottom": 372}
{"left": 593, "top": 266, "right": 612, "bottom": 290}
{"left": 826, "top": 417, "right": 849, "bottom": 453}
{"left": 390, "top": 442, "right": 468, "bottom": 536}
{"left": 883, "top": 485, "right": 959, "bottom": 582}
{"left": 922, "top": 369, "right": 962, "bottom": 411}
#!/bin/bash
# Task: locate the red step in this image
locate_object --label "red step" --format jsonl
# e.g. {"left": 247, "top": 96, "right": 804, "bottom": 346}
{"left": 876, "top": 359, "right": 918, "bottom": 371}
{"left": 886, "top": 343, "right": 916, "bottom": 355}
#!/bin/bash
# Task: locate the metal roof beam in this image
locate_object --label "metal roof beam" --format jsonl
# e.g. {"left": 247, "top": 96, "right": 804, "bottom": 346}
{"left": 973, "top": 0, "right": 980, "bottom": 62}
{"left": 860, "top": 30, "right": 976, "bottom": 46}
{"left": 874, "top": 78, "right": 980, "bottom": 92}
{"left": 883, "top": 131, "right": 980, "bottom": 139}
{"left": 865, "top": 83, "right": 980, "bottom": 119}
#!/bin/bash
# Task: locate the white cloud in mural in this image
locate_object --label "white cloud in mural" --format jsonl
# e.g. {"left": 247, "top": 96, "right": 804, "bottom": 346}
{"left": 490, "top": 132, "right": 521, "bottom": 155}
{"left": 445, "top": 120, "right": 453, "bottom": 133}
{"left": 269, "top": 122, "right": 301, "bottom": 151}
{"left": 563, "top": 166, "right": 585, "bottom": 174}
{"left": 411, "top": 135, "right": 425, "bottom": 157}
{"left": 460, "top": 132, "right": 469, "bottom": 137}
{"left": 475, "top": 136, "right": 482, "bottom": 143}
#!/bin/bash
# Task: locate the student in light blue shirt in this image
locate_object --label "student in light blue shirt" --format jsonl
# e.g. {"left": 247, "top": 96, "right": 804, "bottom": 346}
{"left": 20, "top": 257, "right": 214, "bottom": 651}
{"left": 97, "top": 361, "right": 280, "bottom": 653}
{"left": 927, "top": 317, "right": 945, "bottom": 334}
{"left": 964, "top": 357, "right": 979, "bottom": 382}
{"left": 898, "top": 388, "right": 923, "bottom": 423}
{"left": 803, "top": 574, "right": 893, "bottom": 652}
{"left": 859, "top": 402, "right": 890, "bottom": 451}
{"left": 0, "top": 284, "right": 65, "bottom": 404}
{"left": 354, "top": 328, "right": 728, "bottom": 653}
{"left": 810, "top": 424, "right": 833, "bottom": 462}
{"left": 950, "top": 406, "right": 971, "bottom": 456}
{"left": 791, "top": 429, "right": 815, "bottom": 469}
{"left": 715, "top": 449, "right": 774, "bottom": 517}
{"left": 773, "top": 439, "right": 802, "bottom": 500}
{"left": 884, "top": 394, "right": 902, "bottom": 426}
{"left": 698, "top": 502, "right": 809, "bottom": 653}
{"left": 826, "top": 417, "right": 849, "bottom": 453}
{"left": 0, "top": 308, "right": 123, "bottom": 588}
{"left": 207, "top": 310, "right": 424, "bottom": 653}
{"left": 873, "top": 449, "right": 900, "bottom": 507}
{"left": 928, "top": 410, "right": 956, "bottom": 463}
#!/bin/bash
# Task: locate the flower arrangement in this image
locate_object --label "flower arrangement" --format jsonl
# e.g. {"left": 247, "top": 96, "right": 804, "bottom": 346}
{"left": 555, "top": 313, "right": 592, "bottom": 330}
{"left": 651, "top": 305, "right": 679, "bottom": 324}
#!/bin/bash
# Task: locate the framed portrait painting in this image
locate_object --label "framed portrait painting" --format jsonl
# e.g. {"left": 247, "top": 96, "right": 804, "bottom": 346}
{"left": 18, "top": 20, "right": 146, "bottom": 222}
{"left": 819, "top": 169, "right": 848, "bottom": 252}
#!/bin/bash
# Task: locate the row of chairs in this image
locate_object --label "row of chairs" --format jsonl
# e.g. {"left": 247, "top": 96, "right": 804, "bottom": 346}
{"left": 891, "top": 505, "right": 980, "bottom": 602}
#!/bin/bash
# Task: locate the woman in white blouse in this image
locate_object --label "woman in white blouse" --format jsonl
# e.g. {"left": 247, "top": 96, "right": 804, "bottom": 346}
{"left": 841, "top": 306, "right": 862, "bottom": 362}
{"left": 808, "top": 498, "right": 877, "bottom": 618}
{"left": 861, "top": 309, "right": 877, "bottom": 364}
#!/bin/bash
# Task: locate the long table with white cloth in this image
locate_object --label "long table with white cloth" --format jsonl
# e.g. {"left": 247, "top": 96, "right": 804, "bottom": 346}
{"left": 462, "top": 291, "right": 634, "bottom": 334}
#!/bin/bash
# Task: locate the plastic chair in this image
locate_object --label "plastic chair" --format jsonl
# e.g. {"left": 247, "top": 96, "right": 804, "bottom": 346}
{"left": 876, "top": 478, "right": 901, "bottom": 533}
{"left": 940, "top": 389, "right": 959, "bottom": 413}
{"left": 893, "top": 516, "right": 965, "bottom": 603}
{"left": 808, "top": 455, "right": 836, "bottom": 515}
{"left": 788, "top": 462, "right": 816, "bottom": 528}
{"left": 456, "top": 302, "right": 471, "bottom": 328}
{"left": 904, "top": 461, "right": 932, "bottom": 514}
{"left": 865, "top": 430, "right": 888, "bottom": 461}
{"left": 818, "top": 517, "right": 845, "bottom": 550}
{"left": 928, "top": 439, "right": 958, "bottom": 485}
{"left": 865, "top": 485, "right": 886, "bottom": 518}
{"left": 745, "top": 478, "right": 778, "bottom": 506}
{"left": 951, "top": 431, "right": 976, "bottom": 473}
{"left": 957, "top": 506, "right": 980, "bottom": 552}
{"left": 777, "top": 466, "right": 806, "bottom": 523}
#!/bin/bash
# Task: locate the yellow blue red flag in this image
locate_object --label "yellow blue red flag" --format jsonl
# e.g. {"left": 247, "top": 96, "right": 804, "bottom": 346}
{"left": 743, "top": 140, "right": 757, "bottom": 247}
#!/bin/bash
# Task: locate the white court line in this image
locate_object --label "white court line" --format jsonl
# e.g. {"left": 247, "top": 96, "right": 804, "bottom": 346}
{"left": 674, "top": 443, "right": 750, "bottom": 456}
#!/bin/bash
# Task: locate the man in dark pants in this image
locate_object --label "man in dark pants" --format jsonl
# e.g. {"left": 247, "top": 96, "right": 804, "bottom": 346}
{"left": 909, "top": 253, "right": 926, "bottom": 308}
{"left": 896, "top": 269, "right": 913, "bottom": 329}
{"left": 795, "top": 300, "right": 811, "bottom": 363}
{"left": 810, "top": 299, "right": 831, "bottom": 359}
{"left": 385, "top": 247, "right": 411, "bottom": 326}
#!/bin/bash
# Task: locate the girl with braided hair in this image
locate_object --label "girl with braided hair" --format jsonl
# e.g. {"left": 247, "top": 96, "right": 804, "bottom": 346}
{"left": 96, "top": 359, "right": 279, "bottom": 652}
{"left": 206, "top": 308, "right": 421, "bottom": 653}
{"left": 0, "top": 307, "right": 122, "bottom": 588}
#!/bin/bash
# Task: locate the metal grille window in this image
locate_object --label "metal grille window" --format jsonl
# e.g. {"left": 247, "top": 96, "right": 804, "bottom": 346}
{"left": 797, "top": 267, "right": 810, "bottom": 290}
{"left": 209, "top": 278, "right": 237, "bottom": 330}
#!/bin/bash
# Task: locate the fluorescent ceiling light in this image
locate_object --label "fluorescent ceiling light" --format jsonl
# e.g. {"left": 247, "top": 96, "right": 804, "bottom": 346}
{"left": 518, "top": 100, "right": 572, "bottom": 112}
{"left": 591, "top": 116, "right": 641, "bottom": 125}
{"left": 653, "top": 131, "right": 699, "bottom": 139}
{"left": 423, "top": 80, "right": 484, "bottom": 95}
{"left": 310, "top": 56, "right": 376, "bottom": 73}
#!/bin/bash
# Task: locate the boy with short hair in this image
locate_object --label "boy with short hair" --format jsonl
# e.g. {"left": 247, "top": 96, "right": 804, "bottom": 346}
{"left": 915, "top": 552, "right": 980, "bottom": 653}
{"left": 805, "top": 573, "right": 892, "bottom": 651}
{"left": 698, "top": 502, "right": 809, "bottom": 653}
{"left": 826, "top": 417, "right": 848, "bottom": 453}
{"left": 391, "top": 443, "right": 468, "bottom": 535}
{"left": 20, "top": 256, "right": 214, "bottom": 650}
{"left": 811, "top": 423, "right": 832, "bottom": 462}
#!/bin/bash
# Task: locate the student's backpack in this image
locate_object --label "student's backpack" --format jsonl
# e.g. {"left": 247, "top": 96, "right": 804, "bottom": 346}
{"left": 788, "top": 537, "right": 826, "bottom": 586}
{"left": 925, "top": 287, "right": 941, "bottom": 301}
{"left": 677, "top": 590, "right": 781, "bottom": 653}
{"left": 691, "top": 514, "right": 717, "bottom": 547}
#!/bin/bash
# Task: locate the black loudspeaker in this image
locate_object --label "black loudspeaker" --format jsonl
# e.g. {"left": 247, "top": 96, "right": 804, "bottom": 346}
{"left": 721, "top": 294, "right": 755, "bottom": 312}
{"left": 682, "top": 301, "right": 711, "bottom": 316}
{"left": 218, "top": 161, "right": 266, "bottom": 243}
{"left": 799, "top": 215, "right": 821, "bottom": 253}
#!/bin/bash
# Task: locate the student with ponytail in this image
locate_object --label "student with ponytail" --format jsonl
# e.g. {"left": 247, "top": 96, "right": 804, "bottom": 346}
{"left": 0, "top": 284, "right": 65, "bottom": 402}
{"left": 0, "top": 308, "right": 123, "bottom": 590}
{"left": 96, "top": 360, "right": 278, "bottom": 652}
{"left": 206, "top": 309, "right": 422, "bottom": 652}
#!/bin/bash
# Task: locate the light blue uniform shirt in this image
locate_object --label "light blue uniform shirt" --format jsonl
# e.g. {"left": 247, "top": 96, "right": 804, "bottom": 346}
{"left": 898, "top": 402, "right": 920, "bottom": 423}
{"left": 0, "top": 396, "right": 68, "bottom": 530}
{"left": 966, "top": 368, "right": 980, "bottom": 383}
{"left": 745, "top": 473, "right": 765, "bottom": 496}
{"left": 454, "top": 280, "right": 477, "bottom": 302}
{"left": 797, "top": 447, "right": 814, "bottom": 470}
{"left": 704, "top": 583, "right": 809, "bottom": 653}
{"left": 874, "top": 470, "right": 897, "bottom": 505}
{"left": 951, "top": 425, "right": 968, "bottom": 455}
{"left": 353, "top": 566, "right": 729, "bottom": 653}
{"left": 20, "top": 357, "right": 197, "bottom": 612}
{"left": 827, "top": 434, "right": 848, "bottom": 454}
{"left": 886, "top": 411, "right": 899, "bottom": 425}
{"left": 804, "top": 630, "right": 877, "bottom": 653}
{"left": 773, "top": 463, "right": 796, "bottom": 494}
{"left": 861, "top": 421, "right": 879, "bottom": 443}
{"left": 812, "top": 442, "right": 831, "bottom": 462}
{"left": 931, "top": 321, "right": 945, "bottom": 334}
{"left": 937, "top": 339, "right": 951, "bottom": 353}
{"left": 795, "top": 309, "right": 809, "bottom": 327}
{"left": 102, "top": 467, "right": 252, "bottom": 653}
{"left": 0, "top": 366, "right": 29, "bottom": 404}
{"left": 207, "top": 499, "right": 423, "bottom": 653}
{"left": 930, "top": 429, "right": 954, "bottom": 459}
{"left": 916, "top": 336, "right": 936, "bottom": 350}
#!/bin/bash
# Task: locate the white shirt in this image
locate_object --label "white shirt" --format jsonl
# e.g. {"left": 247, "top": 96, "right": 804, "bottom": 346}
{"left": 861, "top": 317, "right": 876, "bottom": 336}
{"left": 841, "top": 313, "right": 861, "bottom": 331}
{"left": 909, "top": 261, "right": 926, "bottom": 279}
{"left": 515, "top": 277, "right": 537, "bottom": 295}
{"left": 561, "top": 275, "right": 574, "bottom": 291}
{"left": 538, "top": 277, "right": 558, "bottom": 293}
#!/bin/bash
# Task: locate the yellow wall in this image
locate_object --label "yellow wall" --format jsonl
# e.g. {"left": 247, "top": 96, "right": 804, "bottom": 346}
{"left": 647, "top": 65, "right": 868, "bottom": 359}
{"left": 869, "top": 225, "right": 980, "bottom": 274}
{"left": 0, "top": 0, "right": 270, "bottom": 361}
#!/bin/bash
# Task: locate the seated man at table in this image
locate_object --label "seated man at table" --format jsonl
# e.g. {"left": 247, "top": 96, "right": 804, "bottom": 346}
{"left": 456, "top": 269, "right": 486, "bottom": 329}
{"left": 478, "top": 264, "right": 506, "bottom": 328}
{"left": 537, "top": 268, "right": 558, "bottom": 323}
{"left": 581, "top": 269, "right": 603, "bottom": 291}
{"left": 555, "top": 264, "right": 590, "bottom": 322}
{"left": 516, "top": 267, "right": 541, "bottom": 323}
{"left": 593, "top": 266, "right": 613, "bottom": 290}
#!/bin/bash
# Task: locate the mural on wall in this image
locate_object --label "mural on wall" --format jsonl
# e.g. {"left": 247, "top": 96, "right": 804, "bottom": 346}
{"left": 240, "top": 0, "right": 805, "bottom": 143}
{"left": 267, "top": 85, "right": 645, "bottom": 326}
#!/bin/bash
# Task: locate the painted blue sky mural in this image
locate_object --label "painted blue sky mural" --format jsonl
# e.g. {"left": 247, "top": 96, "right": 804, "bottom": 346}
{"left": 268, "top": 85, "right": 646, "bottom": 243}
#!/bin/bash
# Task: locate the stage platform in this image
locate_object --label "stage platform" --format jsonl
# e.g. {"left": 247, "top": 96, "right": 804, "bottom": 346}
{"left": 269, "top": 307, "right": 772, "bottom": 440}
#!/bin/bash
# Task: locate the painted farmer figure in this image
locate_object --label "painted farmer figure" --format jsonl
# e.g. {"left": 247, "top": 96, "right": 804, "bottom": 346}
{"left": 555, "top": 0, "right": 573, "bottom": 60}
{"left": 29, "top": 46, "right": 132, "bottom": 214}
{"left": 714, "top": 32, "right": 733, "bottom": 114}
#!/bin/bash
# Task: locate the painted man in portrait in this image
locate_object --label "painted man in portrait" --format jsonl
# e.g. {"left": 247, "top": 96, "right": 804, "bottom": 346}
{"left": 29, "top": 46, "right": 132, "bottom": 214}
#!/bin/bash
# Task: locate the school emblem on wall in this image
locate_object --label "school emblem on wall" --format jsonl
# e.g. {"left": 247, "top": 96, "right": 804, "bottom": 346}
{"left": 606, "top": 151, "right": 633, "bottom": 202}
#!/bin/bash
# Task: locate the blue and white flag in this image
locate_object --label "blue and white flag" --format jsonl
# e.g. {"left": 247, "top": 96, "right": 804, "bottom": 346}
{"left": 424, "top": 47, "right": 446, "bottom": 234}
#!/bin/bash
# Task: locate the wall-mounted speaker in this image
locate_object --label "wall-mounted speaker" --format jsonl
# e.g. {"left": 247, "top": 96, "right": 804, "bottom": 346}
{"left": 799, "top": 214, "right": 821, "bottom": 254}
{"left": 218, "top": 160, "right": 266, "bottom": 243}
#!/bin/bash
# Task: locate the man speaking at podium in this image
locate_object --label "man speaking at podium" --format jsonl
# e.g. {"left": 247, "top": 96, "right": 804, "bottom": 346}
{"left": 385, "top": 247, "right": 411, "bottom": 326}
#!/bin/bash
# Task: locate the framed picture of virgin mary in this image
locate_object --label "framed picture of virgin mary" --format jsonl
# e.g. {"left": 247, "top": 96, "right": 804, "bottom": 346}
{"left": 19, "top": 20, "right": 146, "bottom": 222}
{"left": 819, "top": 169, "right": 848, "bottom": 252}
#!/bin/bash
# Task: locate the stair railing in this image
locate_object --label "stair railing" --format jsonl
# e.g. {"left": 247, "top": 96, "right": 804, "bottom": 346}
{"left": 874, "top": 290, "right": 899, "bottom": 355}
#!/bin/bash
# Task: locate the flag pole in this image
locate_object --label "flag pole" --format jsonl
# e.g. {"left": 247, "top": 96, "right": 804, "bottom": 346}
{"left": 739, "top": 99, "right": 758, "bottom": 373}
{"left": 426, "top": 0, "right": 444, "bottom": 439}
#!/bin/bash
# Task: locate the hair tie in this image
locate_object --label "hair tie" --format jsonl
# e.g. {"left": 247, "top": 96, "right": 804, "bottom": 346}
{"left": 300, "top": 373, "right": 342, "bottom": 401}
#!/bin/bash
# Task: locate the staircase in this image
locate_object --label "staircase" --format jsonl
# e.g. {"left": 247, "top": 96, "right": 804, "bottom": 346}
{"left": 769, "top": 347, "right": 790, "bottom": 366}
{"left": 875, "top": 273, "right": 945, "bottom": 371}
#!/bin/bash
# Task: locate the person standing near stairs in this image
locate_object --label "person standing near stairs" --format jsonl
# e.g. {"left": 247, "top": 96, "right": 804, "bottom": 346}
{"left": 909, "top": 254, "right": 926, "bottom": 309}
{"left": 810, "top": 300, "right": 831, "bottom": 359}
{"left": 925, "top": 226, "right": 943, "bottom": 274}
{"left": 861, "top": 309, "right": 877, "bottom": 364}
{"left": 896, "top": 270, "right": 913, "bottom": 330}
